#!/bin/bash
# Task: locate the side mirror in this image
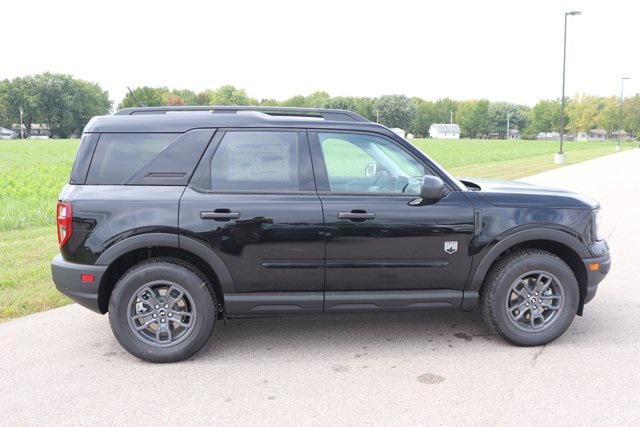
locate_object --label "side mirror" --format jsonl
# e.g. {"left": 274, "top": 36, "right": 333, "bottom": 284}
{"left": 364, "top": 162, "right": 377, "bottom": 177}
{"left": 419, "top": 175, "right": 445, "bottom": 204}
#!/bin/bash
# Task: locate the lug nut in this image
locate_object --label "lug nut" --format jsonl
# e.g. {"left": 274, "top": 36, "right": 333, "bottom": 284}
{"left": 161, "top": 318, "right": 166, "bottom": 323}
{"left": 533, "top": 305, "right": 537, "bottom": 309}
{"left": 527, "top": 294, "right": 531, "bottom": 298}
{"left": 153, "top": 314, "right": 157, "bottom": 318}
{"left": 168, "top": 313, "right": 173, "bottom": 317}
{"left": 535, "top": 292, "right": 539, "bottom": 296}
{"left": 526, "top": 303, "right": 530, "bottom": 307}
{"left": 155, "top": 305, "right": 159, "bottom": 309}
{"left": 164, "top": 304, "right": 169, "bottom": 309}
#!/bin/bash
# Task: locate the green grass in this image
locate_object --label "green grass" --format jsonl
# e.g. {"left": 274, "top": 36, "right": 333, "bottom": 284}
{"left": 411, "top": 138, "right": 636, "bottom": 180}
{"left": 0, "top": 139, "right": 79, "bottom": 230}
{"left": 0, "top": 137, "right": 635, "bottom": 321}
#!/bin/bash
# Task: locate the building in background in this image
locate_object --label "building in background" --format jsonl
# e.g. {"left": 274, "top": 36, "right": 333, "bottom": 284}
{"left": 11, "top": 124, "right": 50, "bottom": 139}
{"left": 0, "top": 127, "right": 15, "bottom": 139}
{"left": 390, "top": 128, "right": 407, "bottom": 138}
{"left": 429, "top": 124, "right": 460, "bottom": 139}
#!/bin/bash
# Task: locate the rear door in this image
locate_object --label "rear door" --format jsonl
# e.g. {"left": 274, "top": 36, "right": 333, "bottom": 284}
{"left": 309, "top": 130, "right": 475, "bottom": 294}
{"left": 179, "top": 129, "right": 325, "bottom": 313}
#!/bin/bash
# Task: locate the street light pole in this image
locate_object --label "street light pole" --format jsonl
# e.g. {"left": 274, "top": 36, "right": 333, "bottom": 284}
{"left": 617, "top": 77, "right": 630, "bottom": 151}
{"left": 556, "top": 10, "right": 581, "bottom": 165}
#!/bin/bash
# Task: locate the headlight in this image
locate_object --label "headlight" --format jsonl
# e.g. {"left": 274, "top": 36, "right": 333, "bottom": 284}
{"left": 592, "top": 210, "right": 606, "bottom": 241}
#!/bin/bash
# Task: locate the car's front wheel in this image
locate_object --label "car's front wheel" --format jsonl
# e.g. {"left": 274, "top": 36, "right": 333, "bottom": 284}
{"left": 108, "top": 258, "right": 217, "bottom": 363}
{"left": 481, "top": 249, "right": 579, "bottom": 346}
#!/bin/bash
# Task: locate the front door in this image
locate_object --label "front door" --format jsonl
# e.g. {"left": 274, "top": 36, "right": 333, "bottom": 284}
{"left": 309, "top": 131, "right": 475, "bottom": 293}
{"left": 179, "top": 130, "right": 325, "bottom": 313}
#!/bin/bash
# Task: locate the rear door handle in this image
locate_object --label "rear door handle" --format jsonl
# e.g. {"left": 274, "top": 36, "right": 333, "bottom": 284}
{"left": 338, "top": 210, "right": 376, "bottom": 220}
{"left": 201, "top": 210, "right": 241, "bottom": 221}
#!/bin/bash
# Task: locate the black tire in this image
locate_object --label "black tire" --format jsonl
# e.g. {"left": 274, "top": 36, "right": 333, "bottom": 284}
{"left": 108, "top": 258, "right": 217, "bottom": 363}
{"left": 481, "top": 249, "right": 579, "bottom": 346}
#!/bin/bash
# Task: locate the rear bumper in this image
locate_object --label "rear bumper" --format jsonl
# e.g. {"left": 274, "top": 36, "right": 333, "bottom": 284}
{"left": 581, "top": 252, "right": 611, "bottom": 305}
{"left": 51, "top": 255, "right": 107, "bottom": 313}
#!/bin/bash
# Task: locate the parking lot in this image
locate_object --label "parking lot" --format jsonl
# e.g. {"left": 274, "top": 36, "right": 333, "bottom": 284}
{"left": 1, "top": 150, "right": 639, "bottom": 425}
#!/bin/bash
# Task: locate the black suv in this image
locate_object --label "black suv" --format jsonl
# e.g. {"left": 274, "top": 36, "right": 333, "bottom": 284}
{"left": 51, "top": 106, "right": 610, "bottom": 362}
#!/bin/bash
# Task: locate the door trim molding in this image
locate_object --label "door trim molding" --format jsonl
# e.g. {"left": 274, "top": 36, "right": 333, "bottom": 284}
{"left": 326, "top": 261, "right": 449, "bottom": 269}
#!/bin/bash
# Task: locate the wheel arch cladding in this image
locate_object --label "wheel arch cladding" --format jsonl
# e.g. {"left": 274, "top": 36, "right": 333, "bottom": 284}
{"left": 96, "top": 234, "right": 235, "bottom": 313}
{"left": 471, "top": 232, "right": 589, "bottom": 314}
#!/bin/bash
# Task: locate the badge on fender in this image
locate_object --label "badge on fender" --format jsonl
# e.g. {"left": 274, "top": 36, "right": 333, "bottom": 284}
{"left": 444, "top": 241, "right": 458, "bottom": 254}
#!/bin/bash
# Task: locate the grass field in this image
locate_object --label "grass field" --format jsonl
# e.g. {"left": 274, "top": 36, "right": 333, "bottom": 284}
{"left": 0, "top": 137, "right": 635, "bottom": 320}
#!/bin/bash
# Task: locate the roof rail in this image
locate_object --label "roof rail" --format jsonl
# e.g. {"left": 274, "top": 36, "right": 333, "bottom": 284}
{"left": 114, "top": 105, "right": 369, "bottom": 122}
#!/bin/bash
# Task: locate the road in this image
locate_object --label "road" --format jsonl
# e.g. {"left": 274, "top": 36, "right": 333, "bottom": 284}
{"left": 1, "top": 150, "right": 639, "bottom": 425}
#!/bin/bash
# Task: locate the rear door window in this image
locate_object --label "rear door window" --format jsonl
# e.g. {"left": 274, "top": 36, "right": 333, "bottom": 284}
{"left": 86, "top": 133, "right": 177, "bottom": 184}
{"left": 205, "top": 131, "right": 313, "bottom": 192}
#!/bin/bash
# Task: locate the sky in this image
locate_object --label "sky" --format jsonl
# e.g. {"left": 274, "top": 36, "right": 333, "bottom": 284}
{"left": 1, "top": 0, "right": 638, "bottom": 108}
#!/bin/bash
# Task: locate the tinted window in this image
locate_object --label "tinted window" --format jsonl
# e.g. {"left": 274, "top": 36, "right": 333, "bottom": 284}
{"left": 210, "top": 131, "right": 304, "bottom": 192}
{"left": 319, "top": 132, "right": 427, "bottom": 195}
{"left": 86, "top": 134, "right": 176, "bottom": 184}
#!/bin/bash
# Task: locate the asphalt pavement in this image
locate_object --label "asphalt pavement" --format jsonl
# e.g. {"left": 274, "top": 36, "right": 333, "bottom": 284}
{"left": 1, "top": 149, "right": 639, "bottom": 425}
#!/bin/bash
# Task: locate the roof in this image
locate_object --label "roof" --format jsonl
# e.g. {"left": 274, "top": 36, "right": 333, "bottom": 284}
{"left": 430, "top": 124, "right": 460, "bottom": 133}
{"left": 84, "top": 106, "right": 388, "bottom": 134}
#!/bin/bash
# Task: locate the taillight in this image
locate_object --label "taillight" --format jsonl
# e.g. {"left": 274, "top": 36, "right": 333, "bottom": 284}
{"left": 56, "top": 202, "right": 73, "bottom": 247}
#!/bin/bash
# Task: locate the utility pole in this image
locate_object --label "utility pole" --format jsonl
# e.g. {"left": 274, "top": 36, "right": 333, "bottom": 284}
{"left": 556, "top": 11, "right": 582, "bottom": 164}
{"left": 617, "top": 77, "right": 630, "bottom": 151}
{"left": 506, "top": 112, "right": 511, "bottom": 140}
{"left": 19, "top": 106, "right": 24, "bottom": 139}
{"left": 450, "top": 111, "right": 453, "bottom": 124}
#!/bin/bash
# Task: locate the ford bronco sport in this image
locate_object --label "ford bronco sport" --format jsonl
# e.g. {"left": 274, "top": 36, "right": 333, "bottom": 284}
{"left": 51, "top": 106, "right": 610, "bottom": 362}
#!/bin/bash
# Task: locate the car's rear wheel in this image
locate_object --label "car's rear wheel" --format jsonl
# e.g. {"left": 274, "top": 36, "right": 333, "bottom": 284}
{"left": 481, "top": 249, "right": 579, "bottom": 346}
{"left": 108, "top": 258, "right": 216, "bottom": 363}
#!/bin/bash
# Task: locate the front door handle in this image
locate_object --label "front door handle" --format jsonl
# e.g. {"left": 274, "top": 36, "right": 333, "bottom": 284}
{"left": 201, "top": 210, "right": 241, "bottom": 221}
{"left": 338, "top": 210, "right": 376, "bottom": 221}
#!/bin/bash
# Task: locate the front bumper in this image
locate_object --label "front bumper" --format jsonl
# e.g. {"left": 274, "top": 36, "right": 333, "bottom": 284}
{"left": 51, "top": 255, "right": 107, "bottom": 313}
{"left": 581, "top": 252, "right": 611, "bottom": 305}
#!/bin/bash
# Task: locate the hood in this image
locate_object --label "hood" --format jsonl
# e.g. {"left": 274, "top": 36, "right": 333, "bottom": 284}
{"left": 460, "top": 177, "right": 599, "bottom": 210}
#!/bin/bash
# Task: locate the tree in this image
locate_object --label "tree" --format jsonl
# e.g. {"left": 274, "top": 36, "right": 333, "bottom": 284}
{"left": 66, "top": 79, "right": 111, "bottom": 136}
{"left": 411, "top": 98, "right": 435, "bottom": 136}
{"left": 528, "top": 99, "right": 562, "bottom": 134}
{"left": 599, "top": 96, "right": 620, "bottom": 133}
{"left": 170, "top": 89, "right": 197, "bottom": 105}
{"left": 623, "top": 94, "right": 640, "bottom": 136}
{"left": 281, "top": 95, "right": 307, "bottom": 107}
{"left": 119, "top": 86, "right": 168, "bottom": 109}
{"left": 352, "top": 97, "right": 376, "bottom": 121}
{"left": 322, "top": 96, "right": 357, "bottom": 111}
{"left": 0, "top": 73, "right": 110, "bottom": 138}
{"left": 166, "top": 94, "right": 186, "bottom": 106}
{"left": 488, "top": 102, "right": 530, "bottom": 137}
{"left": 433, "top": 98, "right": 458, "bottom": 124}
{"left": 258, "top": 98, "right": 280, "bottom": 106}
{"left": 0, "top": 76, "right": 40, "bottom": 136}
{"left": 457, "top": 99, "right": 491, "bottom": 138}
{"left": 35, "top": 73, "right": 110, "bottom": 138}
{"left": 305, "top": 91, "right": 330, "bottom": 108}
{"left": 200, "top": 85, "right": 251, "bottom": 105}
{"left": 565, "top": 94, "right": 601, "bottom": 133}
{"left": 374, "top": 95, "right": 416, "bottom": 129}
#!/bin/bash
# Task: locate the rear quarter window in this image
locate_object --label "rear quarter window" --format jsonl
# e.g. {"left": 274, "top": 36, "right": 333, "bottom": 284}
{"left": 86, "top": 134, "right": 177, "bottom": 184}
